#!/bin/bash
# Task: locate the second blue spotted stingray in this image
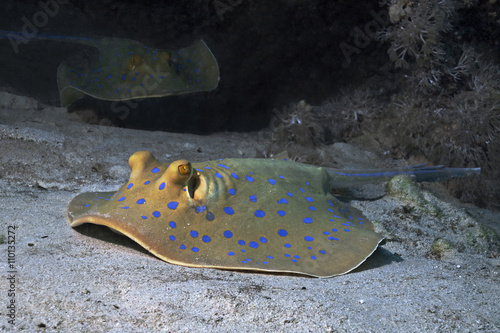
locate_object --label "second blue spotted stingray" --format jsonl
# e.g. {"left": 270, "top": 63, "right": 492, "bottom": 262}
{"left": 66, "top": 151, "right": 479, "bottom": 277}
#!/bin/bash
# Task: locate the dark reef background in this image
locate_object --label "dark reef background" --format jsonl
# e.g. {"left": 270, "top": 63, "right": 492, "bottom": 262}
{"left": 0, "top": 0, "right": 499, "bottom": 207}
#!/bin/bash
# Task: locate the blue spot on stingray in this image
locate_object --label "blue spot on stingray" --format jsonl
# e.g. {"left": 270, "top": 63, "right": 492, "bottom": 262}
{"left": 238, "top": 240, "right": 245, "bottom": 246}
{"left": 299, "top": 188, "right": 305, "bottom": 193}
{"left": 195, "top": 168, "right": 203, "bottom": 172}
{"left": 262, "top": 261, "right": 269, "bottom": 264}
{"left": 277, "top": 210, "right": 286, "bottom": 216}
{"left": 190, "top": 230, "right": 199, "bottom": 238}
{"left": 144, "top": 180, "right": 150, "bottom": 185}
{"left": 304, "top": 236, "right": 314, "bottom": 242}
{"left": 268, "top": 179, "right": 276, "bottom": 185}
{"left": 291, "top": 259, "right": 297, "bottom": 263}
{"left": 287, "top": 192, "right": 293, "bottom": 197}
{"left": 307, "top": 246, "right": 312, "bottom": 250}
{"left": 294, "top": 255, "right": 300, "bottom": 259}
{"left": 311, "top": 256, "right": 317, "bottom": 260}
{"left": 309, "top": 206, "right": 317, "bottom": 211}
{"left": 249, "top": 195, "right": 257, "bottom": 202}
{"left": 215, "top": 172, "right": 223, "bottom": 178}
{"left": 241, "top": 249, "right": 246, "bottom": 253}
{"left": 277, "top": 198, "right": 288, "bottom": 204}
{"left": 206, "top": 212, "right": 215, "bottom": 221}
{"left": 228, "top": 188, "right": 236, "bottom": 196}
{"left": 334, "top": 215, "right": 342, "bottom": 219}
{"left": 136, "top": 198, "right": 145, "bottom": 205}
{"left": 106, "top": 74, "right": 111, "bottom": 79}
{"left": 152, "top": 167, "right": 160, "bottom": 173}
{"left": 332, "top": 228, "right": 338, "bottom": 232}
{"left": 118, "top": 197, "right": 126, "bottom": 202}
{"left": 224, "top": 207, "right": 235, "bottom": 215}
{"left": 344, "top": 229, "right": 351, "bottom": 232}
{"left": 231, "top": 172, "right": 239, "bottom": 179}
{"left": 224, "top": 230, "right": 233, "bottom": 238}
{"left": 323, "top": 231, "right": 330, "bottom": 235}
{"left": 246, "top": 175, "right": 254, "bottom": 182}
{"left": 284, "top": 243, "right": 291, "bottom": 248}
{"left": 267, "top": 255, "right": 274, "bottom": 259}
{"left": 319, "top": 250, "right": 326, "bottom": 254}
{"left": 228, "top": 252, "right": 235, "bottom": 256}
{"left": 127, "top": 183, "right": 133, "bottom": 190}
{"left": 284, "top": 254, "right": 291, "bottom": 258}
{"left": 217, "top": 163, "right": 229, "bottom": 169}
{"left": 202, "top": 235, "right": 211, "bottom": 243}
{"left": 329, "top": 237, "right": 340, "bottom": 241}
{"left": 141, "top": 216, "right": 148, "bottom": 219}
{"left": 121, "top": 74, "right": 126, "bottom": 80}
{"left": 328, "top": 208, "right": 334, "bottom": 213}
{"left": 260, "top": 237, "right": 268, "bottom": 243}
{"left": 180, "top": 244, "right": 186, "bottom": 250}
{"left": 152, "top": 211, "right": 161, "bottom": 218}
{"left": 303, "top": 217, "right": 313, "bottom": 224}
{"left": 196, "top": 205, "right": 207, "bottom": 213}
{"left": 168, "top": 201, "right": 179, "bottom": 210}
{"left": 278, "top": 229, "right": 288, "bottom": 237}
{"left": 169, "top": 221, "right": 177, "bottom": 228}
{"left": 249, "top": 241, "right": 258, "bottom": 248}
{"left": 255, "top": 210, "right": 266, "bottom": 218}
{"left": 120, "top": 206, "right": 129, "bottom": 209}
{"left": 192, "top": 247, "right": 199, "bottom": 253}
{"left": 159, "top": 182, "right": 165, "bottom": 190}
{"left": 328, "top": 200, "right": 334, "bottom": 206}
{"left": 204, "top": 166, "right": 212, "bottom": 169}
{"left": 279, "top": 175, "right": 285, "bottom": 179}
{"left": 305, "top": 197, "right": 314, "bottom": 202}
{"left": 169, "top": 235, "right": 175, "bottom": 241}
{"left": 83, "top": 204, "right": 90, "bottom": 207}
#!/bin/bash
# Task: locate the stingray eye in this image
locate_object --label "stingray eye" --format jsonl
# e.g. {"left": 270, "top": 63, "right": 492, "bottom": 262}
{"left": 157, "top": 51, "right": 171, "bottom": 72}
{"left": 132, "top": 55, "right": 142, "bottom": 65}
{"left": 178, "top": 163, "right": 192, "bottom": 176}
{"left": 159, "top": 51, "right": 170, "bottom": 63}
{"left": 127, "top": 55, "right": 144, "bottom": 70}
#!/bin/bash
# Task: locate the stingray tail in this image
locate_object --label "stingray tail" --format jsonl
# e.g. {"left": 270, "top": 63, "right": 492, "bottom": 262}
{"left": 0, "top": 30, "right": 96, "bottom": 46}
{"left": 326, "top": 164, "right": 481, "bottom": 188}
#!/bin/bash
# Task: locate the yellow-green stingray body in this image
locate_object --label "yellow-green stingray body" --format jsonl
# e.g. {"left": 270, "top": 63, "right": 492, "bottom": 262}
{"left": 67, "top": 151, "right": 384, "bottom": 277}
{"left": 57, "top": 38, "right": 219, "bottom": 106}
{"left": 67, "top": 151, "right": 479, "bottom": 277}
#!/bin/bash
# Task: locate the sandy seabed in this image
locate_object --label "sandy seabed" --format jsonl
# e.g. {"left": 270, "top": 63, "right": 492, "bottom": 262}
{"left": 0, "top": 92, "right": 498, "bottom": 332}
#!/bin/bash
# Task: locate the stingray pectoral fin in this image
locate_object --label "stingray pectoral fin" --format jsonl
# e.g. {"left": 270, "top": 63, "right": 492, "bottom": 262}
{"left": 66, "top": 191, "right": 158, "bottom": 254}
{"left": 57, "top": 71, "right": 87, "bottom": 107}
{"left": 66, "top": 191, "right": 116, "bottom": 222}
{"left": 66, "top": 191, "right": 201, "bottom": 269}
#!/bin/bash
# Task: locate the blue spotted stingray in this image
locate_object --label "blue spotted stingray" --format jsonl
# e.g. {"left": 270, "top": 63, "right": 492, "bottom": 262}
{"left": 1, "top": 30, "right": 219, "bottom": 106}
{"left": 66, "top": 151, "right": 480, "bottom": 277}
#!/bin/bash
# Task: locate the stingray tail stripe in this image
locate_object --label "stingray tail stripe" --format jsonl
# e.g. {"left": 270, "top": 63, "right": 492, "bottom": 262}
{"left": 327, "top": 165, "right": 481, "bottom": 187}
